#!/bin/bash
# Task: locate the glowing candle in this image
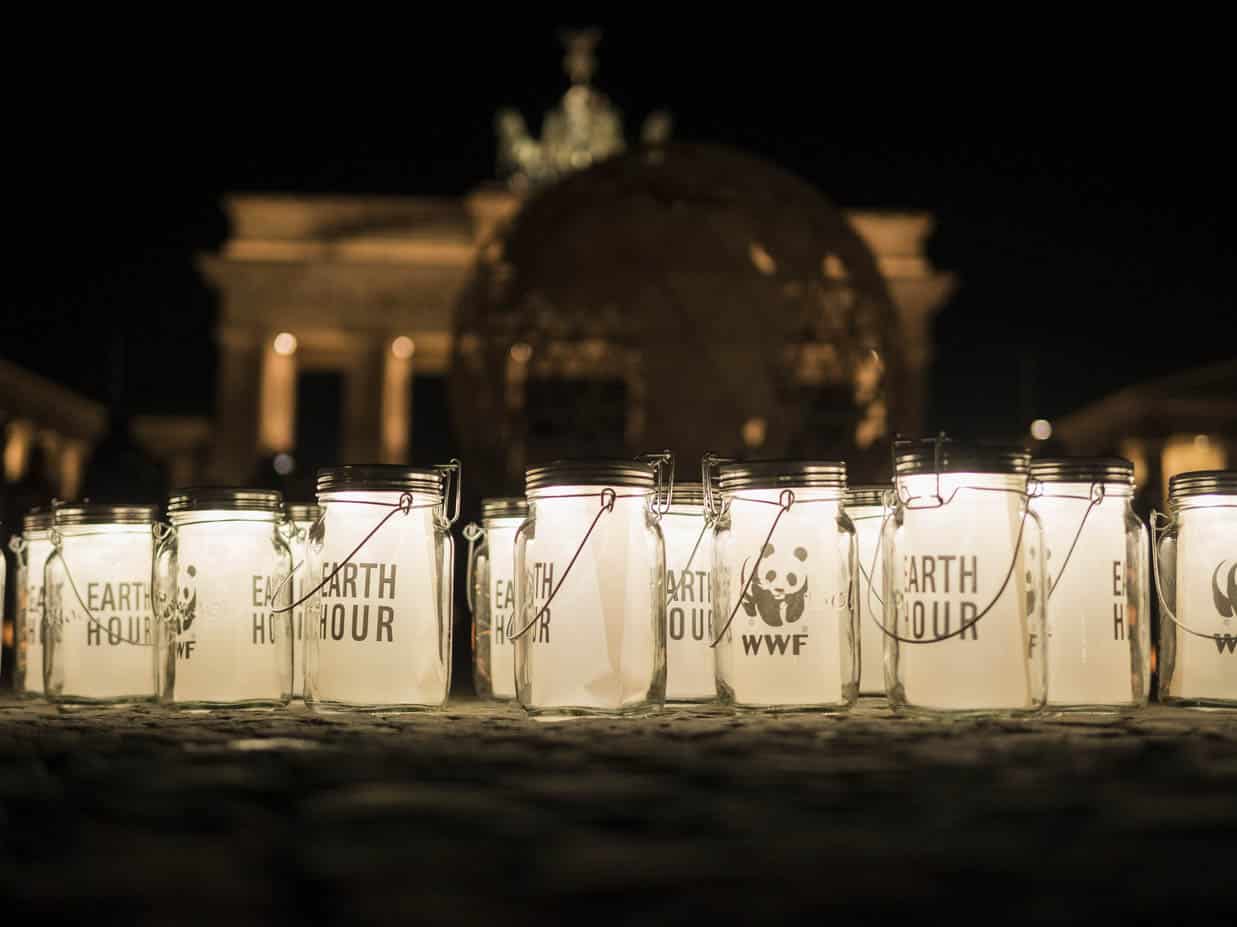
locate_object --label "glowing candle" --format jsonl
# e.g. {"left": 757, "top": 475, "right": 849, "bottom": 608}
{"left": 1030, "top": 458, "right": 1149, "bottom": 712}
{"left": 466, "top": 497, "right": 528, "bottom": 700}
{"left": 710, "top": 460, "right": 857, "bottom": 711}
{"left": 153, "top": 489, "right": 292, "bottom": 707}
{"left": 44, "top": 504, "right": 158, "bottom": 704}
{"left": 662, "top": 483, "right": 716, "bottom": 702}
{"left": 12, "top": 508, "right": 53, "bottom": 695}
{"left": 845, "top": 486, "right": 890, "bottom": 698}
{"left": 1154, "top": 470, "right": 1237, "bottom": 707}
{"left": 514, "top": 459, "right": 668, "bottom": 716}
{"left": 884, "top": 440, "right": 1046, "bottom": 716}
{"left": 287, "top": 503, "right": 323, "bottom": 699}
{"left": 306, "top": 464, "right": 459, "bottom": 711}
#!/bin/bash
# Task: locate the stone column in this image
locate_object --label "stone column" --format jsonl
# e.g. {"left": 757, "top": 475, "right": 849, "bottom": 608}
{"left": 211, "top": 325, "right": 263, "bottom": 483}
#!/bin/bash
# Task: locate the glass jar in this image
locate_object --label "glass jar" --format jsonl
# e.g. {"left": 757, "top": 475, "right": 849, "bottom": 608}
{"left": 153, "top": 489, "right": 293, "bottom": 708}
{"left": 708, "top": 459, "right": 857, "bottom": 711}
{"left": 1154, "top": 470, "right": 1237, "bottom": 708}
{"left": 513, "top": 457, "right": 670, "bottom": 716}
{"left": 465, "top": 497, "right": 528, "bottom": 700}
{"left": 663, "top": 482, "right": 715, "bottom": 702}
{"left": 305, "top": 462, "right": 460, "bottom": 712}
{"left": 845, "top": 486, "right": 890, "bottom": 698}
{"left": 882, "top": 440, "right": 1046, "bottom": 717}
{"left": 11, "top": 508, "right": 53, "bottom": 695}
{"left": 44, "top": 504, "right": 158, "bottom": 705}
{"left": 1030, "top": 458, "right": 1149, "bottom": 713}
{"left": 286, "top": 503, "right": 323, "bottom": 699}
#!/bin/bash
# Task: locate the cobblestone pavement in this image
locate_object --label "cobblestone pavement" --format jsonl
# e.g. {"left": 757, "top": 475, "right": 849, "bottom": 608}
{"left": 2, "top": 698, "right": 1236, "bottom": 923}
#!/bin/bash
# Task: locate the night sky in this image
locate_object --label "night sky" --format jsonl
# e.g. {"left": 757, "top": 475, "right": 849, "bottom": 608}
{"left": 6, "top": 25, "right": 1234, "bottom": 443}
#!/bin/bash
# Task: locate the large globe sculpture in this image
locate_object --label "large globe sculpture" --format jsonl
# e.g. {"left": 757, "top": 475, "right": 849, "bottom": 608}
{"left": 451, "top": 143, "right": 905, "bottom": 490}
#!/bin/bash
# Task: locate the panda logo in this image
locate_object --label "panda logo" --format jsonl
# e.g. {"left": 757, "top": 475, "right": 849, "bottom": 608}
{"left": 741, "top": 543, "right": 809, "bottom": 627}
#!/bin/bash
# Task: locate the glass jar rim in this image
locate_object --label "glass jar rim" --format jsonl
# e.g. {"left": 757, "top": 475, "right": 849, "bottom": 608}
{"left": 717, "top": 459, "right": 847, "bottom": 492}
{"left": 1030, "top": 457, "right": 1133, "bottom": 485}
{"left": 481, "top": 497, "right": 529, "bottom": 519}
{"left": 316, "top": 464, "right": 445, "bottom": 496}
{"left": 167, "top": 488, "right": 283, "bottom": 515}
{"left": 23, "top": 507, "right": 53, "bottom": 532}
{"left": 845, "top": 485, "right": 890, "bottom": 508}
{"left": 1169, "top": 469, "right": 1237, "bottom": 501}
{"left": 525, "top": 458, "right": 657, "bottom": 493}
{"left": 894, "top": 438, "right": 1029, "bottom": 477}
{"left": 669, "top": 482, "right": 704, "bottom": 507}
{"left": 286, "top": 503, "right": 323, "bottom": 523}
{"left": 54, "top": 503, "right": 158, "bottom": 526}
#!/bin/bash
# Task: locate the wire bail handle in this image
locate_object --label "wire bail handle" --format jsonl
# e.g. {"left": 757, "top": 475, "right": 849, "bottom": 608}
{"left": 8, "top": 533, "right": 27, "bottom": 568}
{"left": 462, "top": 521, "right": 485, "bottom": 615}
{"left": 437, "top": 459, "right": 463, "bottom": 526}
{"left": 866, "top": 459, "right": 1039, "bottom": 645}
{"left": 1149, "top": 507, "right": 1235, "bottom": 642}
{"left": 702, "top": 452, "right": 733, "bottom": 522}
{"left": 637, "top": 450, "right": 674, "bottom": 521}
{"left": 508, "top": 487, "right": 618, "bottom": 642}
{"left": 1038, "top": 479, "right": 1107, "bottom": 597}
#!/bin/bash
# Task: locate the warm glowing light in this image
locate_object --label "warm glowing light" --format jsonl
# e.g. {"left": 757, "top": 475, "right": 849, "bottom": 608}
{"left": 742, "top": 417, "right": 767, "bottom": 449}
{"left": 273, "top": 453, "right": 295, "bottom": 476}
{"left": 273, "top": 332, "right": 298, "bottom": 356}
{"left": 510, "top": 342, "right": 533, "bottom": 363}
{"left": 391, "top": 336, "right": 415, "bottom": 360}
{"left": 748, "top": 242, "right": 777, "bottom": 276}
{"left": 1194, "top": 434, "right": 1211, "bottom": 450}
{"left": 1030, "top": 419, "right": 1052, "bottom": 441}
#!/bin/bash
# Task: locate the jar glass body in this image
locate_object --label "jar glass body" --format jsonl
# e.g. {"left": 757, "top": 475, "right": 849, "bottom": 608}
{"left": 306, "top": 490, "right": 454, "bottom": 711}
{"left": 849, "top": 503, "right": 887, "bottom": 697}
{"left": 15, "top": 530, "right": 52, "bottom": 695}
{"left": 153, "top": 510, "right": 292, "bottom": 707}
{"left": 44, "top": 524, "right": 156, "bottom": 704}
{"left": 1031, "top": 483, "right": 1149, "bottom": 711}
{"left": 514, "top": 488, "right": 665, "bottom": 716}
{"left": 1157, "top": 494, "right": 1237, "bottom": 707}
{"left": 288, "top": 517, "right": 319, "bottom": 699}
{"left": 713, "top": 488, "right": 857, "bottom": 711}
{"left": 471, "top": 515, "right": 523, "bottom": 700}
{"left": 663, "top": 502, "right": 716, "bottom": 702}
{"left": 883, "top": 473, "right": 1046, "bottom": 717}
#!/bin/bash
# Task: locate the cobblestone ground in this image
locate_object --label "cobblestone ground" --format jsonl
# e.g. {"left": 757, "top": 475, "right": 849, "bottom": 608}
{"left": 2, "top": 698, "right": 1236, "bottom": 923}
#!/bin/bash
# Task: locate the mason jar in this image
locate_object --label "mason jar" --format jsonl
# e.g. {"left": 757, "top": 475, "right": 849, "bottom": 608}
{"left": 882, "top": 440, "right": 1046, "bottom": 717}
{"left": 465, "top": 497, "right": 528, "bottom": 700}
{"left": 845, "top": 486, "right": 890, "bottom": 698}
{"left": 306, "top": 463, "right": 460, "bottom": 712}
{"left": 152, "top": 489, "right": 293, "bottom": 708}
{"left": 44, "top": 503, "right": 158, "bottom": 705}
{"left": 513, "top": 457, "right": 669, "bottom": 716}
{"left": 663, "top": 482, "right": 716, "bottom": 702}
{"left": 1029, "top": 458, "right": 1149, "bottom": 713}
{"left": 1154, "top": 470, "right": 1237, "bottom": 708}
{"left": 708, "top": 459, "right": 857, "bottom": 712}
{"left": 11, "top": 508, "right": 53, "bottom": 695}
{"left": 286, "top": 503, "right": 323, "bottom": 699}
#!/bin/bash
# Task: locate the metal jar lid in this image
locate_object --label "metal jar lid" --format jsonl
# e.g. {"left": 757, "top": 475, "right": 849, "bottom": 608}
{"left": 54, "top": 503, "right": 159, "bottom": 527}
{"left": 167, "top": 488, "right": 284, "bottom": 515}
{"left": 1169, "top": 469, "right": 1237, "bottom": 500}
{"left": 669, "top": 482, "right": 705, "bottom": 507}
{"left": 23, "top": 507, "right": 53, "bottom": 533}
{"left": 1031, "top": 457, "right": 1134, "bottom": 486}
{"left": 317, "top": 465, "right": 445, "bottom": 496}
{"left": 894, "top": 438, "right": 1029, "bottom": 477}
{"left": 717, "top": 460, "right": 847, "bottom": 493}
{"left": 845, "top": 485, "right": 890, "bottom": 508}
{"left": 525, "top": 458, "right": 657, "bottom": 494}
{"left": 287, "top": 503, "right": 324, "bottom": 523}
{"left": 481, "top": 497, "right": 529, "bottom": 520}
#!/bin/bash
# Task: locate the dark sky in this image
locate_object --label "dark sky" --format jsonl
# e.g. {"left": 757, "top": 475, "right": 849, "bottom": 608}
{"left": 6, "top": 24, "right": 1234, "bottom": 442}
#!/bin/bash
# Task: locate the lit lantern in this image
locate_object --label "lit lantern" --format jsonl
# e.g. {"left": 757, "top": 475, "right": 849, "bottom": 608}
{"left": 464, "top": 497, "right": 529, "bottom": 700}
{"left": 153, "top": 489, "right": 293, "bottom": 707}
{"left": 707, "top": 459, "right": 857, "bottom": 711}
{"left": 882, "top": 439, "right": 1046, "bottom": 716}
{"left": 662, "top": 482, "right": 716, "bottom": 702}
{"left": 845, "top": 486, "right": 891, "bottom": 698}
{"left": 305, "top": 463, "right": 461, "bottom": 711}
{"left": 1153, "top": 470, "right": 1237, "bottom": 707}
{"left": 1029, "top": 458, "right": 1150, "bottom": 712}
{"left": 286, "top": 503, "right": 323, "bottom": 699}
{"left": 513, "top": 457, "right": 670, "bottom": 716}
{"left": 44, "top": 503, "right": 159, "bottom": 704}
{"left": 10, "top": 508, "right": 53, "bottom": 696}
